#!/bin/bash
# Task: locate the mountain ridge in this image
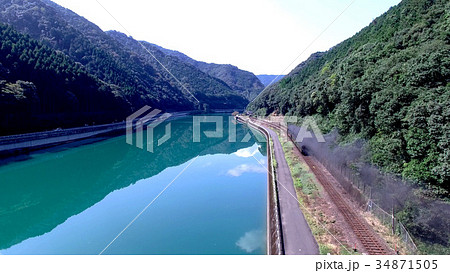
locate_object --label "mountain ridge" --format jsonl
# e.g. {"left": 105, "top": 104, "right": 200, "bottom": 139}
{"left": 149, "top": 42, "right": 265, "bottom": 100}
{"left": 0, "top": 0, "right": 253, "bottom": 134}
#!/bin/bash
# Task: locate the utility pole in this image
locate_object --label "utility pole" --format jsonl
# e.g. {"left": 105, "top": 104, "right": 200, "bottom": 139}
{"left": 392, "top": 199, "right": 395, "bottom": 235}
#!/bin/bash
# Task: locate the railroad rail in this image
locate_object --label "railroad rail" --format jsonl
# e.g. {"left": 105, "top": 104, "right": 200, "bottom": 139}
{"left": 253, "top": 117, "right": 392, "bottom": 255}
{"left": 303, "top": 155, "right": 391, "bottom": 254}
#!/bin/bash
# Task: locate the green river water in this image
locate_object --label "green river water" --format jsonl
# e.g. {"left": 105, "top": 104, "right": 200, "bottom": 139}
{"left": 0, "top": 115, "right": 268, "bottom": 254}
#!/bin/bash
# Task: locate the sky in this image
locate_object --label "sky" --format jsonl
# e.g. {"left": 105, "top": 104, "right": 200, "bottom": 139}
{"left": 51, "top": 0, "right": 401, "bottom": 75}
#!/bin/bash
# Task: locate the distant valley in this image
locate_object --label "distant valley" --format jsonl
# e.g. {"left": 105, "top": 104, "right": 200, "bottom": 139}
{"left": 150, "top": 43, "right": 265, "bottom": 101}
{"left": 256, "top": 75, "right": 285, "bottom": 87}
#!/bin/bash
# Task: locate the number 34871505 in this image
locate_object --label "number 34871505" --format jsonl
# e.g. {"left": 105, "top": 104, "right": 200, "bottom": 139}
{"left": 375, "top": 260, "right": 438, "bottom": 270}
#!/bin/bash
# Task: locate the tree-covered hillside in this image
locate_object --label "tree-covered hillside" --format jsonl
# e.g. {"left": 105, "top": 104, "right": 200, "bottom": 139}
{"left": 107, "top": 31, "right": 248, "bottom": 110}
{"left": 0, "top": 0, "right": 249, "bottom": 118}
{"left": 0, "top": 24, "right": 129, "bottom": 135}
{"left": 249, "top": 0, "right": 450, "bottom": 191}
{"left": 0, "top": 0, "right": 194, "bottom": 111}
{"left": 150, "top": 43, "right": 265, "bottom": 100}
{"left": 0, "top": 0, "right": 252, "bottom": 135}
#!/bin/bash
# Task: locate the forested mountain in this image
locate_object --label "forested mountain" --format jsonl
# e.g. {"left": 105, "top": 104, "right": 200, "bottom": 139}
{"left": 107, "top": 31, "right": 247, "bottom": 110}
{"left": 257, "top": 74, "right": 285, "bottom": 87}
{"left": 249, "top": 0, "right": 450, "bottom": 190}
{"left": 150, "top": 43, "right": 265, "bottom": 100}
{"left": 0, "top": 0, "right": 193, "bottom": 111}
{"left": 0, "top": 0, "right": 249, "bottom": 134}
{"left": 0, "top": 24, "right": 130, "bottom": 135}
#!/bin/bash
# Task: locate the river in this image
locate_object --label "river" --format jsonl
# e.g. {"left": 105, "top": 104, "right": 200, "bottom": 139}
{"left": 0, "top": 115, "right": 268, "bottom": 254}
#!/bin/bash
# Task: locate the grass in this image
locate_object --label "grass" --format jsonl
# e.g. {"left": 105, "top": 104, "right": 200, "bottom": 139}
{"left": 284, "top": 150, "right": 318, "bottom": 196}
{"left": 362, "top": 211, "right": 411, "bottom": 255}
{"left": 270, "top": 130, "right": 355, "bottom": 255}
{"left": 269, "top": 138, "right": 277, "bottom": 169}
{"left": 281, "top": 137, "right": 320, "bottom": 199}
{"left": 417, "top": 241, "right": 450, "bottom": 255}
{"left": 319, "top": 244, "right": 333, "bottom": 255}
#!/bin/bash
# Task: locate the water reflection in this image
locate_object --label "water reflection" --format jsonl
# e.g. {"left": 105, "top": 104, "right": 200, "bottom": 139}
{"left": 0, "top": 116, "right": 267, "bottom": 254}
{"left": 227, "top": 164, "right": 266, "bottom": 177}
{"left": 233, "top": 146, "right": 260, "bottom": 158}
{"left": 236, "top": 229, "right": 265, "bottom": 253}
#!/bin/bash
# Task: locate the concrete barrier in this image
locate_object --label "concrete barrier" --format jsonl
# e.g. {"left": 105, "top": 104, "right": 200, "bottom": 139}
{"left": 0, "top": 123, "right": 126, "bottom": 153}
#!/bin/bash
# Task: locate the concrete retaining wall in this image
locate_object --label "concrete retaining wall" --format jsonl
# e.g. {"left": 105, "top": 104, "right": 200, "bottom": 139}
{"left": 237, "top": 116, "right": 284, "bottom": 255}
{"left": 0, "top": 123, "right": 126, "bottom": 152}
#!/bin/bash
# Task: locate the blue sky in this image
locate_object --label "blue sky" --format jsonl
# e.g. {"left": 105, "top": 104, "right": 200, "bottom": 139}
{"left": 51, "top": 0, "right": 401, "bottom": 75}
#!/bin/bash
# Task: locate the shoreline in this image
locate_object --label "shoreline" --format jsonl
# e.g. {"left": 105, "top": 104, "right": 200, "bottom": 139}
{"left": 0, "top": 109, "right": 241, "bottom": 155}
{"left": 236, "top": 115, "right": 284, "bottom": 255}
{"left": 238, "top": 115, "right": 320, "bottom": 255}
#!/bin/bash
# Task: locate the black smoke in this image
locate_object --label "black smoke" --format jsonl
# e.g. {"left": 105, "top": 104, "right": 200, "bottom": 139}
{"left": 288, "top": 125, "right": 450, "bottom": 248}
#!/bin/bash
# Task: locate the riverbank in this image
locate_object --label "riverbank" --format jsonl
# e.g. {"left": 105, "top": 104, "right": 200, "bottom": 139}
{"left": 237, "top": 115, "right": 319, "bottom": 255}
{"left": 238, "top": 116, "right": 283, "bottom": 255}
{"left": 0, "top": 109, "right": 241, "bottom": 155}
{"left": 0, "top": 122, "right": 126, "bottom": 155}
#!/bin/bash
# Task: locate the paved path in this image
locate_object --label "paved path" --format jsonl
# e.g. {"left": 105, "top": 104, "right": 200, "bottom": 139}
{"left": 265, "top": 126, "right": 319, "bottom": 255}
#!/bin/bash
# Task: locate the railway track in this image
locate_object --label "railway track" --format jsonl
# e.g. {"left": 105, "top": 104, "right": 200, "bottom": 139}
{"left": 252, "top": 118, "right": 392, "bottom": 255}
{"left": 302, "top": 155, "right": 390, "bottom": 255}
